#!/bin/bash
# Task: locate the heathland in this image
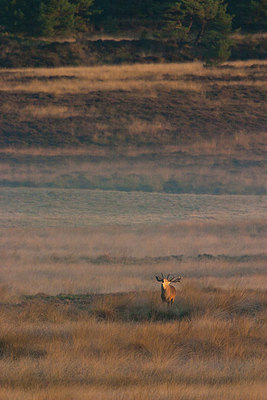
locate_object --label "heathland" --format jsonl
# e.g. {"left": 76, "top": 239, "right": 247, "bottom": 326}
{"left": 1, "top": 186, "right": 267, "bottom": 399}
{"left": 1, "top": 60, "right": 266, "bottom": 195}
{"left": 0, "top": 56, "right": 266, "bottom": 399}
{"left": 1, "top": 61, "right": 266, "bottom": 148}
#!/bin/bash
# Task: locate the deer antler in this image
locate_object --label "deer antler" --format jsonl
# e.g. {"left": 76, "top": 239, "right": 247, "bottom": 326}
{"left": 169, "top": 275, "right": 182, "bottom": 283}
{"left": 155, "top": 273, "right": 164, "bottom": 282}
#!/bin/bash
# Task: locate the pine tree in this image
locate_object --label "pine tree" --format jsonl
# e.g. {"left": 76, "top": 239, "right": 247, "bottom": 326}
{"left": 163, "top": 0, "right": 233, "bottom": 64}
{"left": 0, "top": 0, "right": 95, "bottom": 36}
{"left": 227, "top": 0, "right": 267, "bottom": 31}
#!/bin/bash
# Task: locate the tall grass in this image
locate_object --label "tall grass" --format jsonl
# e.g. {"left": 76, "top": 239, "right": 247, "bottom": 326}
{"left": 0, "top": 284, "right": 266, "bottom": 399}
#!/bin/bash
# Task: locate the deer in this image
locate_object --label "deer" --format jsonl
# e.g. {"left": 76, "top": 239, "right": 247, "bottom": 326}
{"left": 155, "top": 273, "right": 182, "bottom": 306}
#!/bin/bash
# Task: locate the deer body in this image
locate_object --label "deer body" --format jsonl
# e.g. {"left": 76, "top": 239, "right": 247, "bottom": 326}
{"left": 161, "top": 280, "right": 176, "bottom": 305}
{"left": 155, "top": 274, "right": 181, "bottom": 306}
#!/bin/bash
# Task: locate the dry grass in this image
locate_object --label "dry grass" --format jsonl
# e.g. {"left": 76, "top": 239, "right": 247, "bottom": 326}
{"left": 0, "top": 284, "right": 266, "bottom": 399}
{"left": 2, "top": 59, "right": 266, "bottom": 76}
{"left": 1, "top": 60, "right": 266, "bottom": 94}
{"left": 216, "top": 80, "right": 267, "bottom": 89}
{"left": 0, "top": 59, "right": 266, "bottom": 398}
{"left": 0, "top": 171, "right": 266, "bottom": 399}
{"left": 127, "top": 118, "right": 173, "bottom": 138}
{"left": 0, "top": 129, "right": 266, "bottom": 157}
{"left": 0, "top": 76, "right": 204, "bottom": 94}
{"left": 232, "top": 32, "right": 267, "bottom": 42}
{"left": 0, "top": 132, "right": 266, "bottom": 197}
{"left": 19, "top": 105, "right": 79, "bottom": 119}
{"left": 0, "top": 385, "right": 266, "bottom": 400}
{"left": 0, "top": 135, "right": 266, "bottom": 158}
{"left": 1, "top": 60, "right": 266, "bottom": 149}
{"left": 0, "top": 215, "right": 266, "bottom": 294}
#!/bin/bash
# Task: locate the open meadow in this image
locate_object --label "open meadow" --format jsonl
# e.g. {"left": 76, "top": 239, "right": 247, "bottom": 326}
{"left": 0, "top": 187, "right": 266, "bottom": 399}
{"left": 0, "top": 60, "right": 267, "bottom": 399}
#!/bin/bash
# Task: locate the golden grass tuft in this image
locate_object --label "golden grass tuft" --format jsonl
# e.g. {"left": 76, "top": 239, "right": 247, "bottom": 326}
{"left": 19, "top": 105, "right": 79, "bottom": 119}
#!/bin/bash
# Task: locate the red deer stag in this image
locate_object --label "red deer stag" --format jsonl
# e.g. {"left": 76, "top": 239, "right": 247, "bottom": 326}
{"left": 155, "top": 273, "right": 181, "bottom": 306}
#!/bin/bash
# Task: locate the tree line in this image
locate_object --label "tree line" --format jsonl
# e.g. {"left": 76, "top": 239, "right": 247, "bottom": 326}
{"left": 93, "top": 0, "right": 266, "bottom": 33}
{"left": 0, "top": 0, "right": 95, "bottom": 37}
{"left": 0, "top": 0, "right": 266, "bottom": 64}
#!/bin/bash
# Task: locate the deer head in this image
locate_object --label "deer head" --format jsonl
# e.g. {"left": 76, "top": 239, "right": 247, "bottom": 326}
{"left": 155, "top": 273, "right": 181, "bottom": 287}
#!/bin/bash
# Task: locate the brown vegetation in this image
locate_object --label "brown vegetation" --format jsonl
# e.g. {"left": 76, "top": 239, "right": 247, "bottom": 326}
{"left": 0, "top": 61, "right": 266, "bottom": 150}
{"left": 0, "top": 33, "right": 266, "bottom": 69}
{"left": 1, "top": 213, "right": 266, "bottom": 294}
{"left": 0, "top": 150, "right": 266, "bottom": 399}
{"left": 0, "top": 57, "right": 266, "bottom": 399}
{"left": 0, "top": 284, "right": 266, "bottom": 399}
{"left": 1, "top": 143, "right": 266, "bottom": 194}
{"left": 0, "top": 61, "right": 266, "bottom": 194}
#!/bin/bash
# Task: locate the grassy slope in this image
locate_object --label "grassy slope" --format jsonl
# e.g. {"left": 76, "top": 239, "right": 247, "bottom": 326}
{"left": 1, "top": 61, "right": 266, "bottom": 148}
{"left": 0, "top": 61, "right": 266, "bottom": 194}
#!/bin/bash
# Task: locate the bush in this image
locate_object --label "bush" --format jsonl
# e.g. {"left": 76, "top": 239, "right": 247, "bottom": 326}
{"left": 201, "top": 31, "right": 232, "bottom": 65}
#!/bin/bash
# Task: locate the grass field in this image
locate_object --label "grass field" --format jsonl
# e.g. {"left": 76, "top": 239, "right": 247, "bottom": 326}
{"left": 0, "top": 188, "right": 266, "bottom": 294}
{"left": 0, "top": 186, "right": 266, "bottom": 399}
{"left": 0, "top": 60, "right": 266, "bottom": 399}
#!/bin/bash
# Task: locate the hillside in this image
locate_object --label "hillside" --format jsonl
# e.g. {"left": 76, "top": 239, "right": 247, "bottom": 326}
{"left": 1, "top": 60, "right": 266, "bottom": 195}
{"left": 1, "top": 61, "right": 266, "bottom": 148}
